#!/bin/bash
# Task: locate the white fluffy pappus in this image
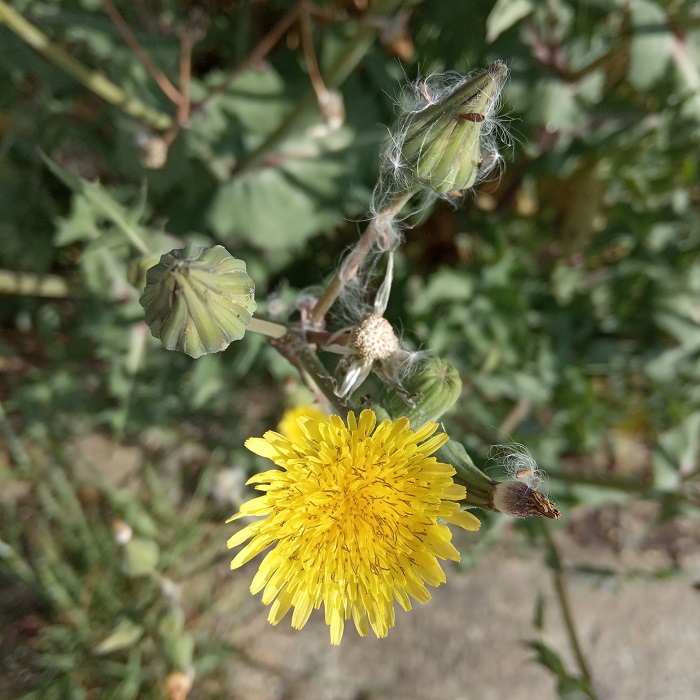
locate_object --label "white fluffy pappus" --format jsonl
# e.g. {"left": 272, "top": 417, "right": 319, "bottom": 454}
{"left": 488, "top": 442, "right": 546, "bottom": 491}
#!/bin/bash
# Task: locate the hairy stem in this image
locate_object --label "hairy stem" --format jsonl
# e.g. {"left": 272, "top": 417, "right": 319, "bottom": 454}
{"left": 272, "top": 335, "right": 350, "bottom": 414}
{"left": 0, "top": 1, "right": 172, "bottom": 131}
{"left": 309, "top": 188, "right": 416, "bottom": 326}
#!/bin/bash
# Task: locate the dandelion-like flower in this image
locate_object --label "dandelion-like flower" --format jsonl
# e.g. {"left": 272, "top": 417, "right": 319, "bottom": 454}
{"left": 227, "top": 409, "right": 480, "bottom": 645}
{"left": 277, "top": 404, "right": 326, "bottom": 442}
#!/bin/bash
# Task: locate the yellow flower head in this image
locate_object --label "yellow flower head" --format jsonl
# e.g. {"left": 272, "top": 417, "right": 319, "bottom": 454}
{"left": 277, "top": 404, "right": 326, "bottom": 443}
{"left": 227, "top": 409, "right": 480, "bottom": 645}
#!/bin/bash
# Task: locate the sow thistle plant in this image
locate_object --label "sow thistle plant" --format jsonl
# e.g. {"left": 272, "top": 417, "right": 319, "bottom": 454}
{"left": 141, "top": 62, "right": 559, "bottom": 645}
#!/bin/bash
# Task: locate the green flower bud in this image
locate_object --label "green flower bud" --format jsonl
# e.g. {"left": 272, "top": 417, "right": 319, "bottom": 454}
{"left": 397, "top": 62, "right": 508, "bottom": 194}
{"left": 139, "top": 244, "right": 256, "bottom": 359}
{"left": 384, "top": 357, "right": 462, "bottom": 428}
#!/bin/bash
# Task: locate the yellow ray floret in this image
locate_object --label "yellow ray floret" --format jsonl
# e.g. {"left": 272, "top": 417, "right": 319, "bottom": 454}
{"left": 227, "top": 409, "right": 480, "bottom": 645}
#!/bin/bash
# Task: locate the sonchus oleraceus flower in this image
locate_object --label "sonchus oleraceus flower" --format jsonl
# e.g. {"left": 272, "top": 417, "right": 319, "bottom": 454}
{"left": 227, "top": 409, "right": 480, "bottom": 645}
{"left": 277, "top": 404, "right": 326, "bottom": 443}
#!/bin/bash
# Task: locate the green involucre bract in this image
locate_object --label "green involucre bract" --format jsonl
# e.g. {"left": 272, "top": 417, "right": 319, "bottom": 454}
{"left": 140, "top": 244, "right": 256, "bottom": 358}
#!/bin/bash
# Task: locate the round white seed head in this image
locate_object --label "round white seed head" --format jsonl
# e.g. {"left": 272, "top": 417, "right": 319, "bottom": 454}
{"left": 350, "top": 313, "right": 400, "bottom": 361}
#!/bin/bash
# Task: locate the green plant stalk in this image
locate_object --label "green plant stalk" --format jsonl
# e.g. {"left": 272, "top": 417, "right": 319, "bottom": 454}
{"left": 247, "top": 317, "right": 288, "bottom": 338}
{"left": 236, "top": 0, "right": 405, "bottom": 171}
{"left": 0, "top": 1, "right": 173, "bottom": 131}
{"left": 310, "top": 188, "right": 417, "bottom": 325}
{"left": 297, "top": 344, "right": 352, "bottom": 415}
{"left": 282, "top": 338, "right": 352, "bottom": 415}
{"left": 540, "top": 520, "right": 596, "bottom": 689}
{"left": 0, "top": 269, "right": 71, "bottom": 298}
{"left": 671, "top": 32, "right": 700, "bottom": 127}
{"left": 113, "top": 323, "right": 149, "bottom": 440}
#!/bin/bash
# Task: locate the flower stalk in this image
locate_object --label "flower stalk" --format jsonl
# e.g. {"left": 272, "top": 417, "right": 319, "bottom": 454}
{"left": 309, "top": 188, "right": 417, "bottom": 326}
{"left": 0, "top": 1, "right": 173, "bottom": 131}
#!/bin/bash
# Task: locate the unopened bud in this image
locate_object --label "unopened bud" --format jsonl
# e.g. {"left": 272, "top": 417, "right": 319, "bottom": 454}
{"left": 396, "top": 62, "right": 508, "bottom": 194}
{"left": 140, "top": 244, "right": 256, "bottom": 359}
{"left": 139, "top": 134, "right": 170, "bottom": 169}
{"left": 492, "top": 480, "right": 561, "bottom": 520}
{"left": 318, "top": 89, "right": 345, "bottom": 130}
{"left": 384, "top": 357, "right": 462, "bottom": 428}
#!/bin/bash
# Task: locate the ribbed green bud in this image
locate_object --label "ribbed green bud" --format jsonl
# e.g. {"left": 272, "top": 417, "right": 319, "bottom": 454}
{"left": 139, "top": 244, "right": 256, "bottom": 359}
{"left": 398, "top": 62, "right": 508, "bottom": 194}
{"left": 384, "top": 357, "right": 462, "bottom": 428}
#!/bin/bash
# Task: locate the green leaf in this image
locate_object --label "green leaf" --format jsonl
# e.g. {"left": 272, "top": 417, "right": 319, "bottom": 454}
{"left": 207, "top": 128, "right": 367, "bottom": 250}
{"left": 41, "top": 153, "right": 151, "bottom": 255}
{"left": 94, "top": 618, "right": 144, "bottom": 655}
{"left": 527, "top": 641, "right": 597, "bottom": 699}
{"left": 122, "top": 537, "right": 159, "bottom": 577}
{"left": 486, "top": 0, "right": 534, "bottom": 43}
{"left": 628, "top": 0, "right": 672, "bottom": 90}
{"left": 654, "top": 412, "right": 700, "bottom": 490}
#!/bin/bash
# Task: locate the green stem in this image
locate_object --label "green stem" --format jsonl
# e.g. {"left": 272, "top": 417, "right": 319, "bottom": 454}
{"left": 0, "top": 269, "right": 70, "bottom": 297}
{"left": 540, "top": 520, "right": 596, "bottom": 690}
{"left": 269, "top": 334, "right": 343, "bottom": 412}
{"left": 292, "top": 341, "right": 352, "bottom": 414}
{"left": 236, "top": 0, "right": 404, "bottom": 171}
{"left": 113, "top": 323, "right": 148, "bottom": 440}
{"left": 309, "top": 188, "right": 417, "bottom": 325}
{"left": 0, "top": 1, "right": 172, "bottom": 131}
{"left": 247, "top": 316, "right": 288, "bottom": 339}
{"left": 438, "top": 439, "right": 498, "bottom": 511}
{"left": 670, "top": 32, "right": 700, "bottom": 126}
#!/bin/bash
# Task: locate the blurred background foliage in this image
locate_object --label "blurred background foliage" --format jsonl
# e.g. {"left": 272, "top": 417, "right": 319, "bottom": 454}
{"left": 1, "top": 0, "right": 699, "bottom": 697}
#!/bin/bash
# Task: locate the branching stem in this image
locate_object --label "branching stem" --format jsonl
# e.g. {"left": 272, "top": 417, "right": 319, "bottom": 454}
{"left": 235, "top": 0, "right": 404, "bottom": 172}
{"left": 0, "top": 1, "right": 172, "bottom": 131}
{"left": 102, "top": 0, "right": 182, "bottom": 105}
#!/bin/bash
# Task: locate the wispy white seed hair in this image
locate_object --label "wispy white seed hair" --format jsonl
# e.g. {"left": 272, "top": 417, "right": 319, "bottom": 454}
{"left": 488, "top": 443, "right": 545, "bottom": 490}
{"left": 377, "top": 62, "right": 511, "bottom": 201}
